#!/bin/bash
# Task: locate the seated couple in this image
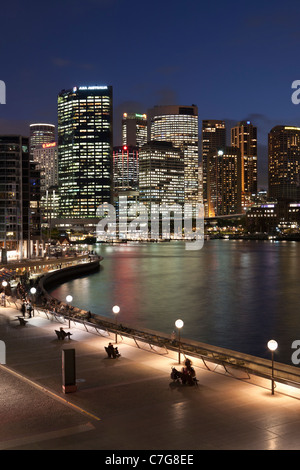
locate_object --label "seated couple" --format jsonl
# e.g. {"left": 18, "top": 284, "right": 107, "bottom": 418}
{"left": 105, "top": 343, "right": 120, "bottom": 358}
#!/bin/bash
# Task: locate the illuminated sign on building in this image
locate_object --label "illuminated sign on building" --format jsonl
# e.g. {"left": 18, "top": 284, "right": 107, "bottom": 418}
{"left": 42, "top": 142, "right": 57, "bottom": 149}
{"left": 78, "top": 86, "right": 108, "bottom": 91}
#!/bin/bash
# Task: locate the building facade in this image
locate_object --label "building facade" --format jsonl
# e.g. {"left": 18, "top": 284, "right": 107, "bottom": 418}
{"left": 147, "top": 105, "right": 199, "bottom": 207}
{"left": 29, "top": 123, "right": 55, "bottom": 159}
{"left": 0, "top": 135, "right": 41, "bottom": 261}
{"left": 207, "top": 147, "right": 242, "bottom": 216}
{"left": 231, "top": 120, "right": 257, "bottom": 208}
{"left": 139, "top": 141, "right": 184, "bottom": 209}
{"left": 122, "top": 113, "right": 147, "bottom": 148}
{"left": 33, "top": 142, "right": 59, "bottom": 225}
{"left": 57, "top": 85, "right": 113, "bottom": 218}
{"left": 113, "top": 145, "right": 139, "bottom": 193}
{"left": 268, "top": 126, "right": 300, "bottom": 201}
{"left": 201, "top": 120, "right": 226, "bottom": 215}
{"left": 33, "top": 142, "right": 58, "bottom": 194}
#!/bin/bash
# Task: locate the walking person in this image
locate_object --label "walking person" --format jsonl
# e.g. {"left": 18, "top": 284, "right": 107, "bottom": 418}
{"left": 27, "top": 302, "right": 33, "bottom": 318}
{"left": 21, "top": 302, "right": 26, "bottom": 317}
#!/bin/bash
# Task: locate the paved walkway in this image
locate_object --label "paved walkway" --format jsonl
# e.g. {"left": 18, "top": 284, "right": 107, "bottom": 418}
{"left": 1, "top": 304, "right": 300, "bottom": 451}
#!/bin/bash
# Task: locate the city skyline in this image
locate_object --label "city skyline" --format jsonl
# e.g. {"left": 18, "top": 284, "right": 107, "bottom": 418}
{"left": 1, "top": 0, "right": 300, "bottom": 190}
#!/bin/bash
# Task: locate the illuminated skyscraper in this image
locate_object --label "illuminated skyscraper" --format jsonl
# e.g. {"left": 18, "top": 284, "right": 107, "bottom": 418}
{"left": 33, "top": 142, "right": 59, "bottom": 222}
{"left": 33, "top": 142, "right": 58, "bottom": 193}
{"left": 201, "top": 120, "right": 226, "bottom": 215}
{"left": 148, "top": 105, "right": 199, "bottom": 207}
{"left": 207, "top": 147, "right": 242, "bottom": 216}
{"left": 57, "top": 85, "right": 113, "bottom": 218}
{"left": 231, "top": 121, "right": 257, "bottom": 208}
{"left": 122, "top": 113, "right": 147, "bottom": 148}
{"left": 29, "top": 123, "right": 55, "bottom": 159}
{"left": 113, "top": 145, "right": 139, "bottom": 193}
{"left": 268, "top": 126, "right": 300, "bottom": 201}
{"left": 139, "top": 141, "right": 184, "bottom": 208}
{"left": 0, "top": 136, "right": 41, "bottom": 260}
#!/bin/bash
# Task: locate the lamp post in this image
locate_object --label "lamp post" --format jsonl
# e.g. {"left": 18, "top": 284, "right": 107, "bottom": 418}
{"left": 267, "top": 339, "right": 278, "bottom": 395}
{"left": 1, "top": 281, "right": 7, "bottom": 307}
{"left": 66, "top": 295, "right": 73, "bottom": 328}
{"left": 30, "top": 287, "right": 36, "bottom": 316}
{"left": 112, "top": 305, "right": 120, "bottom": 343}
{"left": 175, "top": 319, "right": 184, "bottom": 364}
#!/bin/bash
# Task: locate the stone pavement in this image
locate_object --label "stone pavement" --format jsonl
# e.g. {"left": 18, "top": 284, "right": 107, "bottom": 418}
{"left": 1, "top": 304, "right": 300, "bottom": 451}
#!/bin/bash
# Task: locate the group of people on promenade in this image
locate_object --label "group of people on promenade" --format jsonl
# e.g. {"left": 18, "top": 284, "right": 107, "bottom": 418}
{"left": 20, "top": 300, "right": 34, "bottom": 318}
{"left": 171, "top": 358, "right": 198, "bottom": 386}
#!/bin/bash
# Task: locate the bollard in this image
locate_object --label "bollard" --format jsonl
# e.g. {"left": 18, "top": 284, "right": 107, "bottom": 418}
{"left": 62, "top": 348, "right": 77, "bottom": 393}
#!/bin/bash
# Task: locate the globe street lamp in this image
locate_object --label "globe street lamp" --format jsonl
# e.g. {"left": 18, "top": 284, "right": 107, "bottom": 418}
{"left": 267, "top": 339, "right": 278, "bottom": 395}
{"left": 30, "top": 287, "right": 37, "bottom": 315}
{"left": 112, "top": 305, "right": 120, "bottom": 343}
{"left": 66, "top": 295, "right": 73, "bottom": 328}
{"left": 1, "top": 281, "right": 7, "bottom": 307}
{"left": 175, "top": 319, "right": 184, "bottom": 364}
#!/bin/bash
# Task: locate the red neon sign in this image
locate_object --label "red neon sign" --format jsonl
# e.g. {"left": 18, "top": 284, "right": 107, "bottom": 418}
{"left": 42, "top": 142, "right": 56, "bottom": 149}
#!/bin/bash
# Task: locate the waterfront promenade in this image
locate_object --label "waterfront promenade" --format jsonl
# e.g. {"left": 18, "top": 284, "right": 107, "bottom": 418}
{"left": 2, "top": 304, "right": 300, "bottom": 450}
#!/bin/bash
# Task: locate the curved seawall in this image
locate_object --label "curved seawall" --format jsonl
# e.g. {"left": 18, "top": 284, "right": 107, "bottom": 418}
{"left": 39, "top": 258, "right": 101, "bottom": 298}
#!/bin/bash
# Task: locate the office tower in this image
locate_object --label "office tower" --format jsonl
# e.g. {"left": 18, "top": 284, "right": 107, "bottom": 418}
{"left": 33, "top": 142, "right": 58, "bottom": 193}
{"left": 268, "top": 126, "right": 300, "bottom": 201}
{"left": 112, "top": 145, "right": 139, "bottom": 223}
{"left": 201, "top": 120, "right": 226, "bottom": 214}
{"left": 57, "top": 85, "right": 113, "bottom": 218}
{"left": 139, "top": 141, "right": 184, "bottom": 208}
{"left": 29, "top": 123, "right": 55, "bottom": 159}
{"left": 122, "top": 113, "right": 147, "bottom": 148}
{"left": 207, "top": 147, "right": 242, "bottom": 216}
{"left": 148, "top": 105, "right": 199, "bottom": 207}
{"left": 231, "top": 121, "right": 257, "bottom": 208}
{"left": 33, "top": 142, "right": 59, "bottom": 223}
{"left": 113, "top": 145, "right": 139, "bottom": 193}
{"left": 0, "top": 136, "right": 41, "bottom": 261}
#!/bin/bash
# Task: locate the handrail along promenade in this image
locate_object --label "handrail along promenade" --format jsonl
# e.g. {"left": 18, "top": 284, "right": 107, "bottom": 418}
{"left": 30, "top": 256, "right": 300, "bottom": 394}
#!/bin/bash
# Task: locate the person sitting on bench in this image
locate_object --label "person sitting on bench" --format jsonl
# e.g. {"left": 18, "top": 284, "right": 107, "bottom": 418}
{"left": 59, "top": 327, "right": 72, "bottom": 339}
{"left": 105, "top": 342, "right": 120, "bottom": 358}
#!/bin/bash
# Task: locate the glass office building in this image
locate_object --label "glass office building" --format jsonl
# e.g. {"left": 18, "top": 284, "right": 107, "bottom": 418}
{"left": 57, "top": 86, "right": 113, "bottom": 218}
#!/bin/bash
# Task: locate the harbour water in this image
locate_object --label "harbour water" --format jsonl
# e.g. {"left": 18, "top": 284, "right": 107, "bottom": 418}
{"left": 50, "top": 239, "right": 300, "bottom": 366}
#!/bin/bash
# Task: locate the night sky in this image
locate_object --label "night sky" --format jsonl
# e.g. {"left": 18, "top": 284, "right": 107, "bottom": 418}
{"left": 1, "top": 0, "right": 300, "bottom": 189}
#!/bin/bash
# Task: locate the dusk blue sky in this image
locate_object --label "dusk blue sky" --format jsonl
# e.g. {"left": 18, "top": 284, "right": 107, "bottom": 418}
{"left": 1, "top": 0, "right": 300, "bottom": 188}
